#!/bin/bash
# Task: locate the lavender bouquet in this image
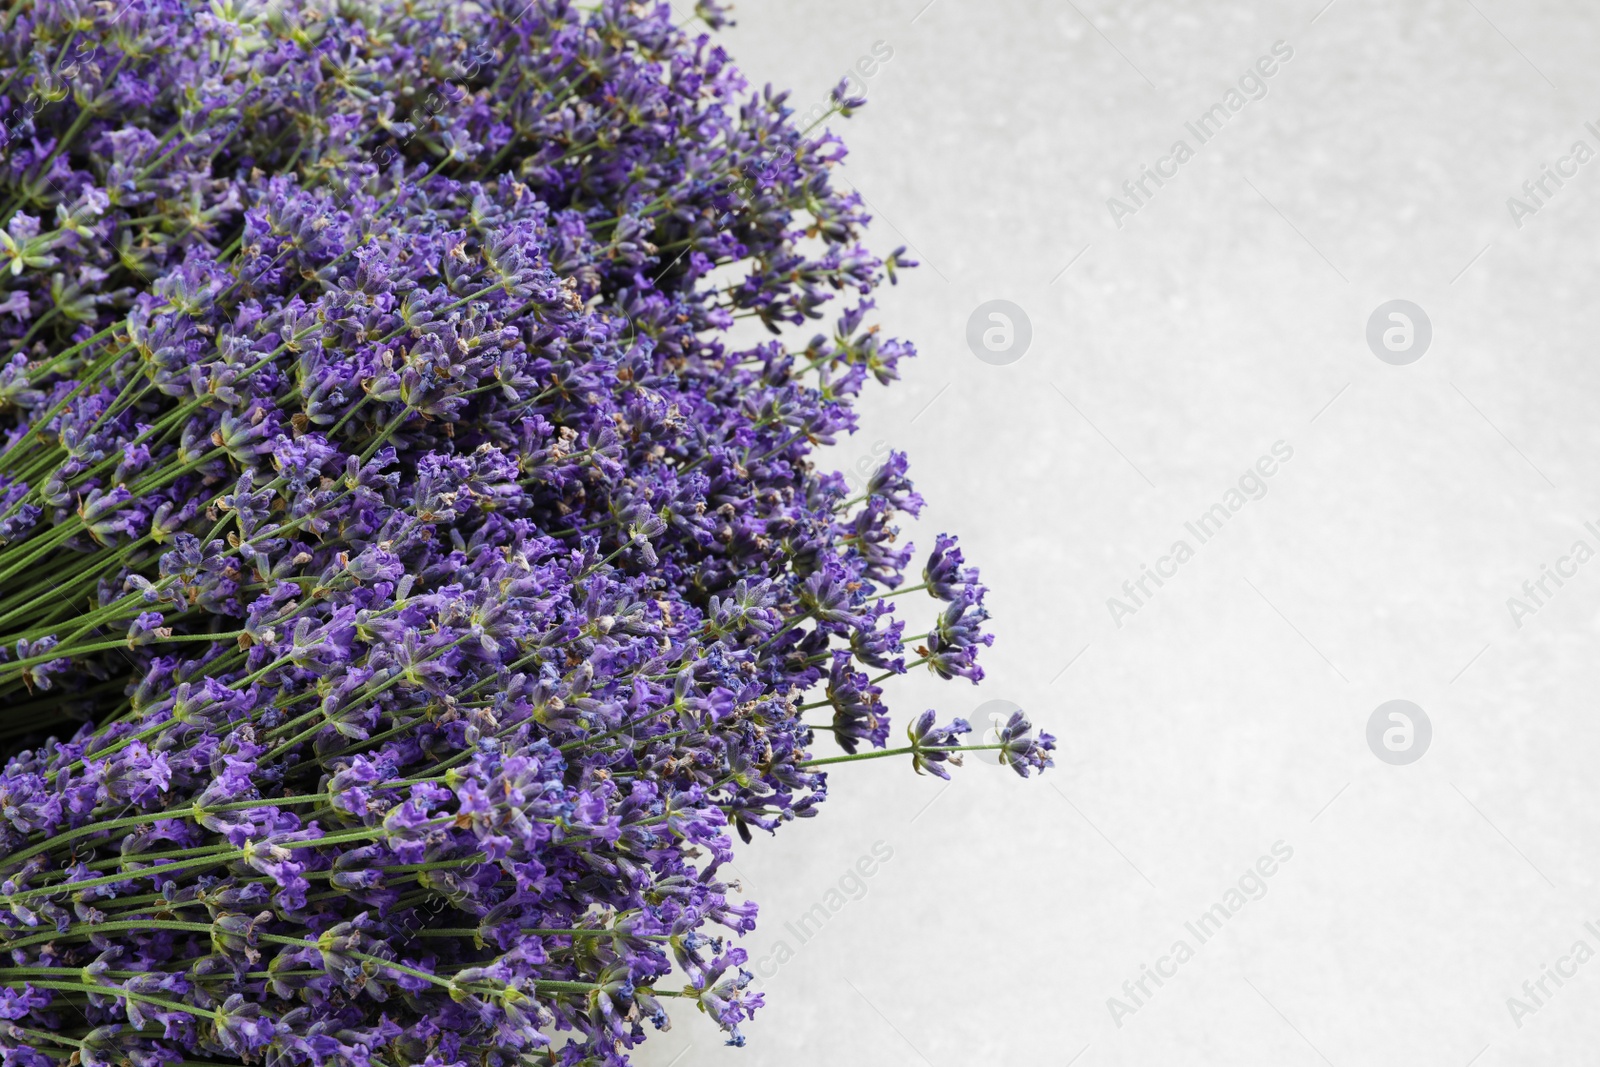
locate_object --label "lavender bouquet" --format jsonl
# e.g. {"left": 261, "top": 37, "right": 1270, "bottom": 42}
{"left": 0, "top": 2, "right": 1052, "bottom": 1063}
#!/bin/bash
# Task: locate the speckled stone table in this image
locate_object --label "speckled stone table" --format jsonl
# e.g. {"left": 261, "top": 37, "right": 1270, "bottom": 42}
{"left": 643, "top": 3, "right": 1600, "bottom": 1064}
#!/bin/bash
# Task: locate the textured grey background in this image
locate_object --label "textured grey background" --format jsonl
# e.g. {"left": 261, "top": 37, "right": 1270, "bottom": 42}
{"left": 641, "top": 2, "right": 1600, "bottom": 1064}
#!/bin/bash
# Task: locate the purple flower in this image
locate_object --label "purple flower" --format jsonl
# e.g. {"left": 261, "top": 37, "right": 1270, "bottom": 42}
{"left": 991, "top": 710, "right": 1058, "bottom": 778}
{"left": 906, "top": 710, "right": 973, "bottom": 780}
{"left": 0, "top": 2, "right": 1051, "bottom": 1062}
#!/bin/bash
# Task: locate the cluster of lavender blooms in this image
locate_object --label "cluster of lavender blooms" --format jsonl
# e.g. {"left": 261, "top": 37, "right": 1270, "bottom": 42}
{"left": 0, "top": 1, "right": 1053, "bottom": 1064}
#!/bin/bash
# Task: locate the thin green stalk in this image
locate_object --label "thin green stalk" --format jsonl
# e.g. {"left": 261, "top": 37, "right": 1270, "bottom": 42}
{"left": 797, "top": 743, "right": 1004, "bottom": 768}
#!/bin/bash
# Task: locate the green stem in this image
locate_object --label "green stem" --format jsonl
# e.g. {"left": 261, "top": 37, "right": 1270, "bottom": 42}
{"left": 798, "top": 743, "right": 1003, "bottom": 768}
{"left": 0, "top": 979, "right": 218, "bottom": 1021}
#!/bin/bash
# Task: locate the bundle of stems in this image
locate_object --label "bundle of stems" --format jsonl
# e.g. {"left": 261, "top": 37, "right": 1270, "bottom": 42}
{"left": 0, "top": 2, "right": 1052, "bottom": 1063}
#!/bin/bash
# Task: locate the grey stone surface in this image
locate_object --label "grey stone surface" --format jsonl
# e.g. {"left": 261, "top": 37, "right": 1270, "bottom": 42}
{"left": 642, "top": 2, "right": 1600, "bottom": 1063}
